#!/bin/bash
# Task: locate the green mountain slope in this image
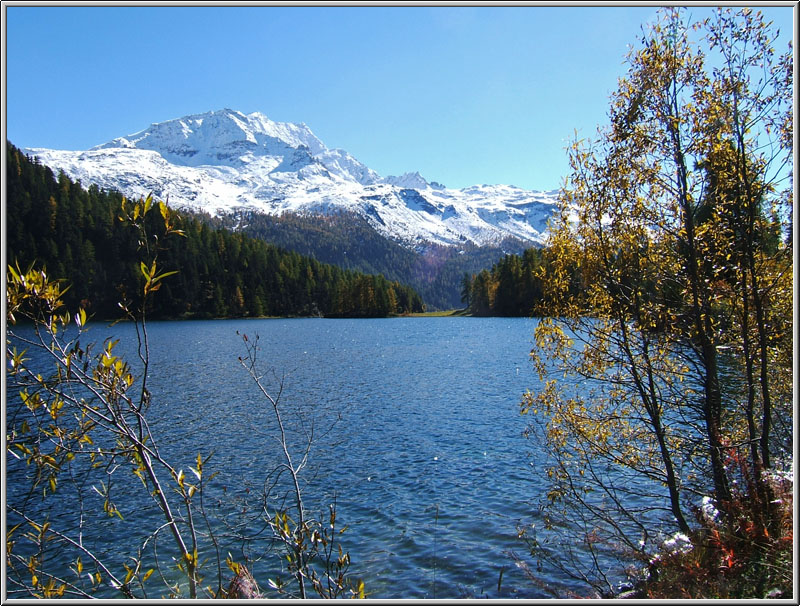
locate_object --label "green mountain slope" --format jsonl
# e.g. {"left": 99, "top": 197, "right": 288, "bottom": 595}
{"left": 6, "top": 142, "right": 424, "bottom": 319}
{"left": 209, "top": 209, "right": 531, "bottom": 310}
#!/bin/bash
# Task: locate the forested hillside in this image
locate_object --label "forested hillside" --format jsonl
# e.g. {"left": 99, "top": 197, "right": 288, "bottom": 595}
{"left": 209, "top": 209, "right": 529, "bottom": 310}
{"left": 6, "top": 142, "right": 424, "bottom": 319}
{"left": 461, "top": 247, "right": 583, "bottom": 316}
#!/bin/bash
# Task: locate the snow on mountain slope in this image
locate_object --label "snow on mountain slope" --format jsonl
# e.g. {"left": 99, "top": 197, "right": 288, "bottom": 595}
{"left": 24, "top": 108, "right": 558, "bottom": 247}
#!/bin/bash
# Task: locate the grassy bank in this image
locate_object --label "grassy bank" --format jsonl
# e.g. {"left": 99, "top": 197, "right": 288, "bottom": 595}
{"left": 407, "top": 309, "right": 470, "bottom": 317}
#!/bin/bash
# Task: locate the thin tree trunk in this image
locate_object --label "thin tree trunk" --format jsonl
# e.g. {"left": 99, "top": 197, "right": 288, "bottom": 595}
{"left": 618, "top": 308, "right": 691, "bottom": 534}
{"left": 670, "top": 113, "right": 732, "bottom": 507}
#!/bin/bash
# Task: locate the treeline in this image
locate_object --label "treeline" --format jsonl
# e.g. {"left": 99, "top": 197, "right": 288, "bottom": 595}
{"left": 211, "top": 209, "right": 530, "bottom": 310}
{"left": 6, "top": 142, "right": 424, "bottom": 319}
{"left": 461, "top": 247, "right": 581, "bottom": 316}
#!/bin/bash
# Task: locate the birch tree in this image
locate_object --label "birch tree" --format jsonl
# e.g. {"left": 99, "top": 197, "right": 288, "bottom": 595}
{"left": 521, "top": 7, "right": 792, "bottom": 596}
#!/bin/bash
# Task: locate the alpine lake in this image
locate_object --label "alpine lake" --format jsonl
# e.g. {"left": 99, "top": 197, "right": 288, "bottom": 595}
{"left": 8, "top": 316, "right": 577, "bottom": 599}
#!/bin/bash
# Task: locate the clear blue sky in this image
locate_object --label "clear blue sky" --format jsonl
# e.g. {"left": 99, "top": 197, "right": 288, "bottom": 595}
{"left": 4, "top": 3, "right": 795, "bottom": 192}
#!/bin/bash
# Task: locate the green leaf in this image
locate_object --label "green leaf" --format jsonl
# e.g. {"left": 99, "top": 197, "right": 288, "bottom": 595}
{"left": 152, "top": 270, "right": 178, "bottom": 284}
{"left": 8, "top": 264, "right": 21, "bottom": 283}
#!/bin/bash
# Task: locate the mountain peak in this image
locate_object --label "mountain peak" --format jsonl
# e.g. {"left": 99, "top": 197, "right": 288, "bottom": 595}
{"left": 91, "top": 108, "right": 327, "bottom": 166}
{"left": 384, "top": 171, "right": 430, "bottom": 189}
{"left": 24, "top": 108, "right": 558, "bottom": 248}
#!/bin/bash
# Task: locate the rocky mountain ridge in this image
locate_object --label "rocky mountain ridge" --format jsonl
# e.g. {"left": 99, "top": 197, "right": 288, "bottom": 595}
{"left": 25, "top": 108, "right": 558, "bottom": 248}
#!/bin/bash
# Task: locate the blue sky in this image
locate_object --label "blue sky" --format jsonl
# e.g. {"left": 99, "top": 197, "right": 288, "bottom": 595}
{"left": 4, "top": 4, "right": 795, "bottom": 192}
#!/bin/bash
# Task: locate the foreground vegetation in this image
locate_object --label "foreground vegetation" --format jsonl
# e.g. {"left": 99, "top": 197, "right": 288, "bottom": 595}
{"left": 7, "top": 198, "right": 365, "bottom": 599}
{"left": 518, "top": 7, "right": 793, "bottom": 599}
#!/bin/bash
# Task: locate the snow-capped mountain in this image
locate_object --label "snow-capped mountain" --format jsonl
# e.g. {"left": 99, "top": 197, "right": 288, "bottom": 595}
{"left": 24, "top": 109, "right": 558, "bottom": 248}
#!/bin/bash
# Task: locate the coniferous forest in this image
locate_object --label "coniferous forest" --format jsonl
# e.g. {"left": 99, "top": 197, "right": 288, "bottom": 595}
{"left": 210, "top": 209, "right": 531, "bottom": 311}
{"left": 461, "top": 247, "right": 583, "bottom": 317}
{"left": 5, "top": 142, "right": 425, "bottom": 319}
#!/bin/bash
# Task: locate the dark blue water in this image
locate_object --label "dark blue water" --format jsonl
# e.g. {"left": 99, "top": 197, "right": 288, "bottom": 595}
{"left": 7, "top": 317, "right": 558, "bottom": 598}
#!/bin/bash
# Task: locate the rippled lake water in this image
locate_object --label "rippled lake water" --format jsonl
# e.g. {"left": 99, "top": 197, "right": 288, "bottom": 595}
{"left": 8, "top": 317, "right": 566, "bottom": 598}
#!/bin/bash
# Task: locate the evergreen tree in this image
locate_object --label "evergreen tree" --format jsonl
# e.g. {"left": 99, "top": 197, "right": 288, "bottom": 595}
{"left": 6, "top": 142, "right": 424, "bottom": 319}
